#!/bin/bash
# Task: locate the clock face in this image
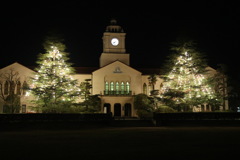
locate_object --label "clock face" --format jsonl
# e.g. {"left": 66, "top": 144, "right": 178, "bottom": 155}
{"left": 111, "top": 38, "right": 119, "bottom": 46}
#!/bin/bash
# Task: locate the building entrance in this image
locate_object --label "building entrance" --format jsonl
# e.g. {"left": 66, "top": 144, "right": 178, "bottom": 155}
{"left": 114, "top": 103, "right": 121, "bottom": 117}
{"left": 124, "top": 103, "right": 132, "bottom": 117}
{"left": 103, "top": 103, "right": 111, "bottom": 113}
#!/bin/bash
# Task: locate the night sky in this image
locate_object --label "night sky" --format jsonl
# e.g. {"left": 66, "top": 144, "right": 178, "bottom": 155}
{"left": 1, "top": 1, "right": 239, "bottom": 80}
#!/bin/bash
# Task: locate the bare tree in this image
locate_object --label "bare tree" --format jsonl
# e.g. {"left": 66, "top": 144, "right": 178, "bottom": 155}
{"left": 0, "top": 69, "right": 21, "bottom": 113}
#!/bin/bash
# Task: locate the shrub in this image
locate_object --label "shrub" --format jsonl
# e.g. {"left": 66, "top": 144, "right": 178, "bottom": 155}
{"left": 155, "top": 105, "right": 177, "bottom": 113}
{"left": 137, "top": 110, "right": 153, "bottom": 120}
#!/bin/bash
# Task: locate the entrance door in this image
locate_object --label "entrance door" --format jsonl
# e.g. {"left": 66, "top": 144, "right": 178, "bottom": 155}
{"left": 114, "top": 103, "right": 121, "bottom": 117}
{"left": 103, "top": 103, "right": 111, "bottom": 113}
{"left": 124, "top": 103, "right": 132, "bottom": 117}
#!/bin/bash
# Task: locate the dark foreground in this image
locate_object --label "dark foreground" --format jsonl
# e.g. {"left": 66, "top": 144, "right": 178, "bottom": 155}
{"left": 1, "top": 125, "right": 240, "bottom": 160}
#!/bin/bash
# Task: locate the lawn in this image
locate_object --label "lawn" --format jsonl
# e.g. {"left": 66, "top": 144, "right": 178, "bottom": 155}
{"left": 1, "top": 126, "right": 240, "bottom": 160}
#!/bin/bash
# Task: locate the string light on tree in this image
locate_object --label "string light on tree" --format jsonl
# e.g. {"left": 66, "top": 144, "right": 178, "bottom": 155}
{"left": 160, "top": 41, "right": 219, "bottom": 111}
{"left": 30, "top": 38, "right": 81, "bottom": 113}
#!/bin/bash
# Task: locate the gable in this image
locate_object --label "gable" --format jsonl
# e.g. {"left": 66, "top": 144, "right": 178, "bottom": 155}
{"left": 0, "top": 62, "right": 35, "bottom": 73}
{"left": 0, "top": 62, "right": 35, "bottom": 81}
{"left": 93, "top": 60, "right": 141, "bottom": 75}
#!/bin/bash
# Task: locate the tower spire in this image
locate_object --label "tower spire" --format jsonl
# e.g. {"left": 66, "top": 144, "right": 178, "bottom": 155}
{"left": 106, "top": 18, "right": 124, "bottom": 33}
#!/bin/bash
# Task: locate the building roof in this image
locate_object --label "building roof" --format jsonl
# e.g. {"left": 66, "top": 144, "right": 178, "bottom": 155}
{"left": 136, "top": 68, "right": 162, "bottom": 75}
{"left": 3, "top": 62, "right": 162, "bottom": 75}
{"left": 25, "top": 66, "right": 99, "bottom": 74}
{"left": 74, "top": 67, "right": 98, "bottom": 74}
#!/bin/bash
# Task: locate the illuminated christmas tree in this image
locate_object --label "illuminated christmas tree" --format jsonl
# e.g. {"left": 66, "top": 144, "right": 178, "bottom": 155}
{"left": 160, "top": 40, "right": 219, "bottom": 111}
{"left": 30, "top": 38, "right": 81, "bottom": 113}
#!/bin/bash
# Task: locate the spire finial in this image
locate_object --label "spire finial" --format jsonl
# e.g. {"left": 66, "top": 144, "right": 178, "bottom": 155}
{"left": 110, "top": 18, "right": 117, "bottom": 25}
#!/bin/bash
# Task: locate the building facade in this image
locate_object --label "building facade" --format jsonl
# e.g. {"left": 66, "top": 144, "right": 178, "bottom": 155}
{"left": 0, "top": 19, "right": 228, "bottom": 116}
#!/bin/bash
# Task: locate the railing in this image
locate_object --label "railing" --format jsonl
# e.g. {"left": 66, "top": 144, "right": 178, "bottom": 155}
{"left": 104, "top": 90, "right": 132, "bottom": 96}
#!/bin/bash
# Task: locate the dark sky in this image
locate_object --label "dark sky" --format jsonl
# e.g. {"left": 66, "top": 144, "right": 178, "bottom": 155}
{"left": 1, "top": 1, "right": 239, "bottom": 80}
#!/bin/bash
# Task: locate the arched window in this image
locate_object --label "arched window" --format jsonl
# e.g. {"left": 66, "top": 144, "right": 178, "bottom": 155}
{"left": 116, "top": 82, "right": 119, "bottom": 94}
{"left": 22, "top": 81, "right": 29, "bottom": 96}
{"left": 110, "top": 81, "right": 114, "bottom": 94}
{"left": 126, "top": 82, "right": 130, "bottom": 94}
{"left": 103, "top": 103, "right": 111, "bottom": 113}
{"left": 4, "top": 81, "right": 9, "bottom": 95}
{"left": 17, "top": 81, "right": 21, "bottom": 95}
{"left": 10, "top": 81, "right": 15, "bottom": 94}
{"left": 143, "top": 83, "right": 147, "bottom": 94}
{"left": 105, "top": 81, "right": 109, "bottom": 94}
{"left": 121, "top": 82, "right": 124, "bottom": 94}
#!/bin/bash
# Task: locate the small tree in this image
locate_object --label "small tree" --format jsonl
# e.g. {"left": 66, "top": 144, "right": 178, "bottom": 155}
{"left": 79, "top": 79, "right": 94, "bottom": 111}
{"left": 148, "top": 74, "right": 157, "bottom": 91}
{"left": 80, "top": 79, "right": 92, "bottom": 101}
{"left": 82, "top": 95, "right": 101, "bottom": 113}
{"left": 134, "top": 93, "right": 154, "bottom": 119}
{"left": 30, "top": 36, "right": 81, "bottom": 113}
{"left": 148, "top": 74, "right": 160, "bottom": 109}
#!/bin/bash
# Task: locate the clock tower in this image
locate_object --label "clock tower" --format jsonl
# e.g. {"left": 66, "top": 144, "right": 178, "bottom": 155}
{"left": 100, "top": 19, "right": 130, "bottom": 67}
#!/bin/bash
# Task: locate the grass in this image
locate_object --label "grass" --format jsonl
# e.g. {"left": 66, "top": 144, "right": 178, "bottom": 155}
{"left": 1, "top": 126, "right": 240, "bottom": 160}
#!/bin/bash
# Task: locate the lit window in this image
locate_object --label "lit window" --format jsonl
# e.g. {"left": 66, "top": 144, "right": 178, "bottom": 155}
{"left": 116, "top": 82, "right": 119, "bottom": 94}
{"left": 126, "top": 82, "right": 130, "bottom": 94}
{"left": 22, "top": 81, "right": 29, "bottom": 96}
{"left": 110, "top": 82, "right": 114, "bottom": 94}
{"left": 121, "top": 82, "right": 124, "bottom": 94}
{"left": 105, "top": 81, "right": 109, "bottom": 94}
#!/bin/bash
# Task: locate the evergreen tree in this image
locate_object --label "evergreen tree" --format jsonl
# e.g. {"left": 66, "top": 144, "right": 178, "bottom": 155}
{"left": 79, "top": 79, "right": 92, "bottom": 111}
{"left": 81, "top": 95, "right": 101, "bottom": 113}
{"left": 134, "top": 93, "right": 155, "bottom": 119}
{"left": 80, "top": 79, "right": 92, "bottom": 101}
{"left": 30, "top": 37, "right": 81, "bottom": 113}
{"left": 160, "top": 40, "right": 219, "bottom": 111}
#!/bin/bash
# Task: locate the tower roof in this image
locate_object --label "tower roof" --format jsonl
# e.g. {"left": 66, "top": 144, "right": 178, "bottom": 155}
{"left": 105, "top": 19, "right": 124, "bottom": 33}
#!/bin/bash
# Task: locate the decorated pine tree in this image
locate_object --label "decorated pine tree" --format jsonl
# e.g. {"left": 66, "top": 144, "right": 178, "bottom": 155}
{"left": 30, "top": 37, "right": 81, "bottom": 113}
{"left": 160, "top": 40, "right": 219, "bottom": 111}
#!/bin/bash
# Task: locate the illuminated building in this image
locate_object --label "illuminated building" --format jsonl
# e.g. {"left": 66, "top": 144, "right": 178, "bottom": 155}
{"left": 0, "top": 19, "right": 228, "bottom": 116}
